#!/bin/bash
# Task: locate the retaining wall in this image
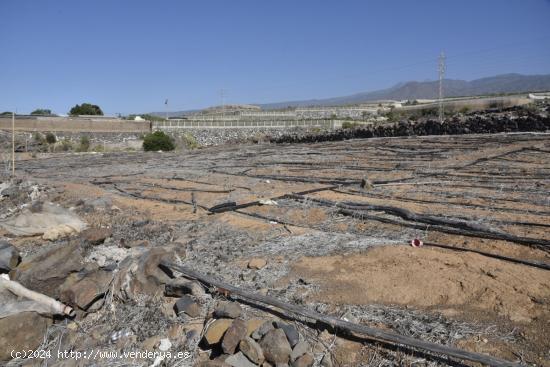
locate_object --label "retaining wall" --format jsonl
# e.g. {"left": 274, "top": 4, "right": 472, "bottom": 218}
{"left": 0, "top": 117, "right": 150, "bottom": 133}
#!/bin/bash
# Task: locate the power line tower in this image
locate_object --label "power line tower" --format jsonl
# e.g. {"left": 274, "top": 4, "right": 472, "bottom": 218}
{"left": 438, "top": 51, "right": 446, "bottom": 123}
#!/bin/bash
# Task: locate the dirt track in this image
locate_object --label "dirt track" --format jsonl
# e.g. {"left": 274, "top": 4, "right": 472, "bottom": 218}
{"left": 5, "top": 132, "right": 550, "bottom": 366}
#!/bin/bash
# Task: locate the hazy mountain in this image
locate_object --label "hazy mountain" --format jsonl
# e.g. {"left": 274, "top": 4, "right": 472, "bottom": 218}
{"left": 150, "top": 73, "right": 550, "bottom": 116}
{"left": 259, "top": 73, "right": 550, "bottom": 109}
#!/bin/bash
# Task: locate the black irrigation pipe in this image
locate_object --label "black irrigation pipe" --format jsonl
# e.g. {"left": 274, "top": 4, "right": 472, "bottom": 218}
{"left": 170, "top": 176, "right": 252, "bottom": 191}
{"left": 210, "top": 170, "right": 361, "bottom": 185}
{"left": 233, "top": 207, "right": 550, "bottom": 271}
{"left": 288, "top": 195, "right": 550, "bottom": 249}
{"left": 336, "top": 207, "right": 550, "bottom": 250}
{"left": 332, "top": 189, "right": 550, "bottom": 219}
{"left": 112, "top": 184, "right": 209, "bottom": 210}
{"left": 208, "top": 185, "right": 340, "bottom": 214}
{"left": 408, "top": 175, "right": 549, "bottom": 195}
{"left": 210, "top": 169, "right": 416, "bottom": 186}
{"left": 161, "top": 262, "right": 519, "bottom": 367}
{"left": 420, "top": 242, "right": 550, "bottom": 271}
{"left": 139, "top": 182, "right": 234, "bottom": 194}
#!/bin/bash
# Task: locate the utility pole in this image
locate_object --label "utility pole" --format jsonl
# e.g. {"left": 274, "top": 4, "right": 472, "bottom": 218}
{"left": 11, "top": 111, "right": 15, "bottom": 177}
{"left": 220, "top": 89, "right": 226, "bottom": 121}
{"left": 165, "top": 99, "right": 169, "bottom": 120}
{"left": 438, "top": 51, "right": 446, "bottom": 123}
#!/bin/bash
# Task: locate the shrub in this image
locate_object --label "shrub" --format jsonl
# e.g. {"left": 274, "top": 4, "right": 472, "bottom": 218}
{"left": 33, "top": 132, "right": 45, "bottom": 144}
{"left": 59, "top": 138, "right": 73, "bottom": 152}
{"left": 45, "top": 132, "right": 57, "bottom": 144}
{"left": 142, "top": 131, "right": 175, "bottom": 151}
{"left": 342, "top": 121, "right": 360, "bottom": 129}
{"left": 181, "top": 133, "right": 199, "bottom": 149}
{"left": 92, "top": 144, "right": 104, "bottom": 152}
{"left": 77, "top": 136, "right": 90, "bottom": 152}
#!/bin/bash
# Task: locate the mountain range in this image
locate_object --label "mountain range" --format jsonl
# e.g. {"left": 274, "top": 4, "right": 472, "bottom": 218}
{"left": 151, "top": 73, "right": 550, "bottom": 116}
{"left": 259, "top": 73, "right": 550, "bottom": 109}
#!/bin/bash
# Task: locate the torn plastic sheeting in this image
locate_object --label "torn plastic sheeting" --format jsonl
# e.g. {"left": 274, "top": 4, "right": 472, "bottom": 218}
{"left": 259, "top": 199, "right": 278, "bottom": 206}
{"left": 0, "top": 202, "right": 87, "bottom": 236}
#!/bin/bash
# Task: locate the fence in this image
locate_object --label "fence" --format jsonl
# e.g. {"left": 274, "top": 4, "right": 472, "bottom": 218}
{"left": 153, "top": 119, "right": 338, "bottom": 130}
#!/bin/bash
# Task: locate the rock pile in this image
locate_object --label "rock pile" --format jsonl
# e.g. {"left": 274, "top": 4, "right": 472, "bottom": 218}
{"left": 274, "top": 108, "right": 550, "bottom": 144}
{"left": 198, "top": 301, "right": 317, "bottom": 367}
{"left": 168, "top": 128, "right": 321, "bottom": 147}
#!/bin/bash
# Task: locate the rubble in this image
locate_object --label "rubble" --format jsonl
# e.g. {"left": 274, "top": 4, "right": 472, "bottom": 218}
{"left": 274, "top": 107, "right": 550, "bottom": 144}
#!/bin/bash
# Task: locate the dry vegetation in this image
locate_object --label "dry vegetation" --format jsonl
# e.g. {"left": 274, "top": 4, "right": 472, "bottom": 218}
{"left": 1, "top": 131, "right": 549, "bottom": 366}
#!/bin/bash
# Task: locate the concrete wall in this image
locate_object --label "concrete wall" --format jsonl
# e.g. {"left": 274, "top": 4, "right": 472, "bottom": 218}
{"left": 0, "top": 117, "right": 150, "bottom": 133}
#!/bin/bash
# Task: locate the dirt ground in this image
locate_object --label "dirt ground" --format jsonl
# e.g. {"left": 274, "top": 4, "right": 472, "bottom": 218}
{"left": 2, "top": 132, "right": 549, "bottom": 366}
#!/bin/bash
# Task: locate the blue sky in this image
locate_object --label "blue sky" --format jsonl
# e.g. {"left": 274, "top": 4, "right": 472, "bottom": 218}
{"left": 1, "top": 0, "right": 549, "bottom": 115}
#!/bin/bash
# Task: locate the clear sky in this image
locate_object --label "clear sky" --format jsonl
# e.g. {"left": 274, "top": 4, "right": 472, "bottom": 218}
{"left": 1, "top": 0, "right": 549, "bottom": 115}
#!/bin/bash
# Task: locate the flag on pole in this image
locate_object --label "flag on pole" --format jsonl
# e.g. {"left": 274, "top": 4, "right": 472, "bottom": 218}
{"left": 165, "top": 99, "right": 168, "bottom": 105}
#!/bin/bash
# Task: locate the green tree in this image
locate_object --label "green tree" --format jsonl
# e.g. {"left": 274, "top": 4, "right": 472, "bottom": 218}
{"left": 143, "top": 131, "right": 175, "bottom": 151}
{"left": 69, "top": 103, "right": 104, "bottom": 116}
{"left": 31, "top": 108, "right": 52, "bottom": 115}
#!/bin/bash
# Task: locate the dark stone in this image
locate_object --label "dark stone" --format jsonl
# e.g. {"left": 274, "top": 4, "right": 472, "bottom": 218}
{"left": 259, "top": 329, "right": 292, "bottom": 364}
{"left": 221, "top": 318, "right": 248, "bottom": 354}
{"left": 252, "top": 320, "right": 275, "bottom": 340}
{"left": 81, "top": 227, "right": 112, "bottom": 245}
{"left": 12, "top": 242, "right": 84, "bottom": 298}
{"left": 275, "top": 321, "right": 300, "bottom": 347}
{"left": 0, "top": 312, "right": 52, "bottom": 361}
{"left": 0, "top": 240, "right": 19, "bottom": 273}
{"left": 174, "top": 295, "right": 201, "bottom": 317}
{"left": 165, "top": 278, "right": 204, "bottom": 297}
{"left": 214, "top": 301, "right": 242, "bottom": 319}
{"left": 225, "top": 352, "right": 257, "bottom": 367}
{"left": 59, "top": 267, "right": 113, "bottom": 310}
{"left": 291, "top": 353, "right": 314, "bottom": 367}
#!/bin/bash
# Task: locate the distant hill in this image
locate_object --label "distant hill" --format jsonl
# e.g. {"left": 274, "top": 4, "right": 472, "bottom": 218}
{"left": 259, "top": 73, "right": 550, "bottom": 109}
{"left": 150, "top": 73, "right": 550, "bottom": 115}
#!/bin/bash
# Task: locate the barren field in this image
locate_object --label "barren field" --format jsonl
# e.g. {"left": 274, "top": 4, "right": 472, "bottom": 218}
{"left": 1, "top": 132, "right": 549, "bottom": 366}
